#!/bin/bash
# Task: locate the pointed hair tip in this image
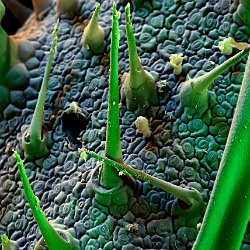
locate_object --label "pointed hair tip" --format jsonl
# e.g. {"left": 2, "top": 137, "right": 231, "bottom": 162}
{"left": 112, "top": 1, "right": 118, "bottom": 15}
{"left": 126, "top": 2, "right": 131, "bottom": 10}
{"left": 95, "top": 3, "right": 101, "bottom": 11}
{"left": 13, "top": 149, "right": 18, "bottom": 158}
{"left": 125, "top": 2, "right": 131, "bottom": 21}
{"left": 54, "top": 18, "right": 60, "bottom": 27}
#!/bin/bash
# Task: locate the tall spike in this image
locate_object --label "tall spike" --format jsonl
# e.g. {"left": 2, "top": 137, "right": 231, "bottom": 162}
{"left": 99, "top": 2, "right": 122, "bottom": 189}
{"left": 21, "top": 19, "right": 59, "bottom": 160}
{"left": 121, "top": 3, "right": 158, "bottom": 115}
{"left": 125, "top": 3, "right": 143, "bottom": 88}
{"left": 29, "top": 19, "right": 58, "bottom": 141}
{"left": 14, "top": 151, "right": 80, "bottom": 250}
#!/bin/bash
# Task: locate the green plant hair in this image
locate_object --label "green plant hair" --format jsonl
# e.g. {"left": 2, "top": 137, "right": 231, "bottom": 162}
{"left": 80, "top": 148, "right": 204, "bottom": 212}
{"left": 125, "top": 3, "right": 144, "bottom": 89}
{"left": 81, "top": 3, "right": 105, "bottom": 54}
{"left": 180, "top": 47, "right": 250, "bottom": 112}
{"left": 29, "top": 19, "right": 59, "bottom": 141}
{"left": 121, "top": 3, "right": 158, "bottom": 114}
{"left": 13, "top": 150, "right": 75, "bottom": 250}
{"left": 21, "top": 19, "right": 59, "bottom": 160}
{"left": 87, "top": 3, "right": 100, "bottom": 31}
{"left": 193, "top": 50, "right": 250, "bottom": 250}
{"left": 99, "top": 2, "right": 123, "bottom": 189}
